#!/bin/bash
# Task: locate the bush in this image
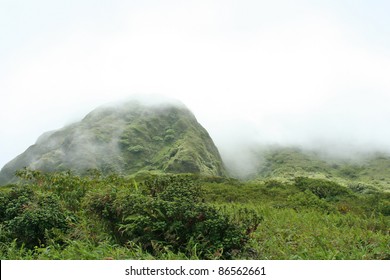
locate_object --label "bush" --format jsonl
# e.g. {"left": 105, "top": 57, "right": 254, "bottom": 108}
{"left": 128, "top": 145, "right": 145, "bottom": 154}
{"left": 87, "top": 175, "right": 262, "bottom": 258}
{"left": 0, "top": 187, "right": 71, "bottom": 248}
{"left": 378, "top": 200, "right": 390, "bottom": 216}
{"left": 348, "top": 183, "right": 378, "bottom": 195}
{"left": 264, "top": 179, "right": 287, "bottom": 189}
{"left": 294, "top": 177, "right": 351, "bottom": 200}
{"left": 338, "top": 166, "right": 360, "bottom": 179}
{"left": 165, "top": 128, "right": 176, "bottom": 135}
{"left": 287, "top": 190, "right": 335, "bottom": 213}
{"left": 164, "top": 134, "right": 175, "bottom": 142}
{"left": 152, "top": 136, "right": 163, "bottom": 142}
{"left": 15, "top": 169, "right": 89, "bottom": 211}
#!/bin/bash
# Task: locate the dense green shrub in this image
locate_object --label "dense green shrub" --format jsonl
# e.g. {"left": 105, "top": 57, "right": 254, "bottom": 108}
{"left": 128, "top": 145, "right": 145, "bottom": 154}
{"left": 348, "top": 183, "right": 378, "bottom": 194}
{"left": 378, "top": 199, "right": 390, "bottom": 216}
{"left": 361, "top": 192, "right": 390, "bottom": 216}
{"left": 87, "top": 175, "right": 262, "bottom": 258}
{"left": 287, "top": 190, "right": 335, "bottom": 213}
{"left": 165, "top": 128, "right": 176, "bottom": 135}
{"left": 1, "top": 169, "right": 388, "bottom": 260}
{"left": 15, "top": 169, "right": 89, "bottom": 211}
{"left": 264, "top": 179, "right": 287, "bottom": 189}
{"left": 0, "top": 186, "right": 71, "bottom": 248}
{"left": 294, "top": 177, "right": 352, "bottom": 200}
{"left": 338, "top": 165, "right": 361, "bottom": 179}
{"left": 164, "top": 134, "right": 175, "bottom": 142}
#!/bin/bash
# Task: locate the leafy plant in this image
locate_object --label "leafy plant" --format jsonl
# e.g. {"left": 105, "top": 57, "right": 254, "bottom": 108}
{"left": 87, "top": 175, "right": 262, "bottom": 258}
{"left": 1, "top": 169, "right": 388, "bottom": 260}
{"left": 294, "top": 177, "right": 352, "bottom": 200}
{"left": 287, "top": 190, "right": 335, "bottom": 213}
{"left": 128, "top": 145, "right": 146, "bottom": 154}
{"left": 0, "top": 186, "right": 71, "bottom": 248}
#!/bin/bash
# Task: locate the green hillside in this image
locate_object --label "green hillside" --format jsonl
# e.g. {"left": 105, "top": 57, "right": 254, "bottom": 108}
{"left": 0, "top": 100, "right": 226, "bottom": 184}
{"left": 0, "top": 170, "right": 388, "bottom": 260}
{"left": 0, "top": 100, "right": 389, "bottom": 260}
{"left": 250, "top": 146, "right": 390, "bottom": 192}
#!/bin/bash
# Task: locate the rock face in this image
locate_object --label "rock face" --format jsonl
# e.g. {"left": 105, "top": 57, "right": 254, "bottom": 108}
{"left": 0, "top": 100, "right": 226, "bottom": 184}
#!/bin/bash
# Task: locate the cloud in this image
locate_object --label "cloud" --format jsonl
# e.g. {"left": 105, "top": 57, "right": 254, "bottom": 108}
{"left": 1, "top": 1, "right": 390, "bottom": 169}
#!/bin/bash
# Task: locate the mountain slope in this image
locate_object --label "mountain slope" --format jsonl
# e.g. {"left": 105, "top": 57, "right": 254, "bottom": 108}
{"left": 0, "top": 100, "right": 226, "bottom": 184}
{"left": 250, "top": 146, "right": 390, "bottom": 191}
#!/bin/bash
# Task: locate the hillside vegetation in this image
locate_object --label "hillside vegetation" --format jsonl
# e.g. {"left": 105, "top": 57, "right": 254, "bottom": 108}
{"left": 0, "top": 101, "right": 225, "bottom": 184}
{"left": 0, "top": 169, "right": 388, "bottom": 260}
{"left": 249, "top": 146, "right": 390, "bottom": 192}
{"left": 0, "top": 100, "right": 389, "bottom": 260}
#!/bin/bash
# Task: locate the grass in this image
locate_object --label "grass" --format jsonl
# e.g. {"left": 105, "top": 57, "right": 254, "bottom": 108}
{"left": 247, "top": 208, "right": 389, "bottom": 260}
{"left": 0, "top": 170, "right": 389, "bottom": 260}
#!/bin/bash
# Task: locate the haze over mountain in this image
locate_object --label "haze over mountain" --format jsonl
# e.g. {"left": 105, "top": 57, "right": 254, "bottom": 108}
{"left": 244, "top": 146, "right": 390, "bottom": 192}
{"left": 0, "top": 99, "right": 226, "bottom": 184}
{"left": 2, "top": 1, "right": 390, "bottom": 173}
{"left": 2, "top": 97, "right": 390, "bottom": 194}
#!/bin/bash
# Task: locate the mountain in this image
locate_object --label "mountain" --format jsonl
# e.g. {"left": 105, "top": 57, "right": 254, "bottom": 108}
{"left": 249, "top": 146, "right": 390, "bottom": 192}
{"left": 0, "top": 100, "right": 226, "bottom": 184}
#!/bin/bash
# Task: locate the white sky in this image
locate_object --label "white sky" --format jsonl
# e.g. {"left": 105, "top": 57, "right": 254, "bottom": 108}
{"left": 1, "top": 0, "right": 390, "bottom": 168}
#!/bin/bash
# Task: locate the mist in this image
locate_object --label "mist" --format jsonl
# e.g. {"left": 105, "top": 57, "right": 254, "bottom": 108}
{"left": 2, "top": 1, "right": 390, "bottom": 173}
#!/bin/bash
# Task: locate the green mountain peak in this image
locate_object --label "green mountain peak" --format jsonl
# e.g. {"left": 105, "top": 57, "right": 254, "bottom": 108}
{"left": 0, "top": 99, "right": 226, "bottom": 184}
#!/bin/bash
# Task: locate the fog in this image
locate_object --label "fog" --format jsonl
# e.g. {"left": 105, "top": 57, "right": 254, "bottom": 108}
{"left": 1, "top": 1, "right": 390, "bottom": 171}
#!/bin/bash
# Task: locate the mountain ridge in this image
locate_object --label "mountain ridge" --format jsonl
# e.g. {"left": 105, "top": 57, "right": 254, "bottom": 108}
{"left": 2, "top": 99, "right": 390, "bottom": 193}
{"left": 245, "top": 146, "right": 390, "bottom": 192}
{"left": 0, "top": 100, "right": 226, "bottom": 184}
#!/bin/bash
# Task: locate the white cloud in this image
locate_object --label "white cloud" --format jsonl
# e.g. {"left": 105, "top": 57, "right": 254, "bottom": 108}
{"left": 1, "top": 1, "right": 390, "bottom": 168}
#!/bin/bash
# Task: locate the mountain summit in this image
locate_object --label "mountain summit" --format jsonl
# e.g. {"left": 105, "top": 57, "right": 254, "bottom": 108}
{"left": 0, "top": 99, "right": 226, "bottom": 184}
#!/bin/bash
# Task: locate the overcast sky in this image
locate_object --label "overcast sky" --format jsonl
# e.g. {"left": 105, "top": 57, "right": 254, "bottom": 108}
{"left": 1, "top": 0, "right": 390, "bottom": 168}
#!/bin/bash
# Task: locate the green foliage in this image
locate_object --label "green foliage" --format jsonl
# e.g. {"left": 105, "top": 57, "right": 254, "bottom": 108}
{"left": 0, "top": 186, "right": 71, "bottom": 248}
{"left": 165, "top": 128, "right": 176, "bottom": 135}
{"left": 164, "top": 134, "right": 175, "bottom": 142}
{"left": 338, "top": 165, "right": 361, "bottom": 179}
{"left": 378, "top": 199, "right": 390, "bottom": 216}
{"left": 294, "top": 177, "right": 352, "bottom": 200}
{"left": 287, "top": 190, "right": 335, "bottom": 213}
{"left": 115, "top": 106, "right": 225, "bottom": 176}
{"left": 1, "top": 170, "right": 389, "bottom": 260}
{"left": 249, "top": 147, "right": 390, "bottom": 192}
{"left": 86, "top": 175, "right": 262, "bottom": 258}
{"left": 15, "top": 168, "right": 89, "bottom": 211}
{"left": 248, "top": 207, "right": 390, "bottom": 260}
{"left": 0, "top": 101, "right": 226, "bottom": 185}
{"left": 127, "top": 145, "right": 146, "bottom": 154}
{"left": 348, "top": 183, "right": 375, "bottom": 194}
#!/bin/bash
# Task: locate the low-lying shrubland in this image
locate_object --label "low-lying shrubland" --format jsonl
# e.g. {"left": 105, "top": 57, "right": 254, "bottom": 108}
{"left": 0, "top": 169, "right": 388, "bottom": 259}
